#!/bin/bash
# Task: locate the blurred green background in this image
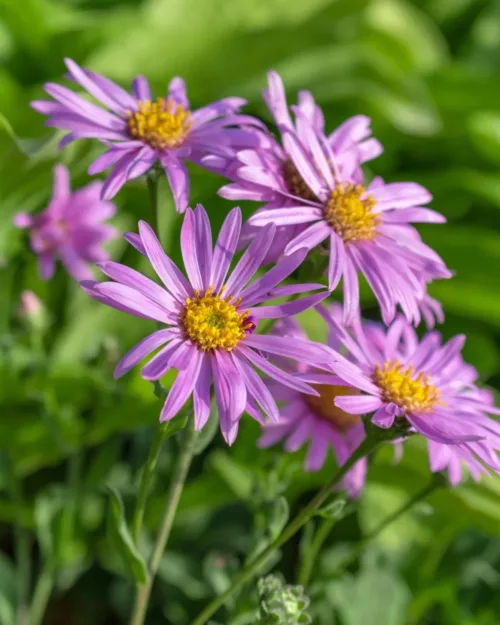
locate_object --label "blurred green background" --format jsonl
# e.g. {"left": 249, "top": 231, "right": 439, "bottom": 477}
{"left": 1, "top": 0, "right": 500, "bottom": 623}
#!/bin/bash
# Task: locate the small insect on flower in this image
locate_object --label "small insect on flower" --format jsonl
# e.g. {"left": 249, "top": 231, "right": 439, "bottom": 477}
{"left": 82, "top": 204, "right": 334, "bottom": 444}
{"left": 318, "top": 305, "right": 500, "bottom": 476}
{"left": 32, "top": 59, "right": 265, "bottom": 211}
{"left": 216, "top": 70, "right": 382, "bottom": 265}
{"left": 258, "top": 318, "right": 367, "bottom": 498}
{"left": 14, "top": 164, "right": 117, "bottom": 281}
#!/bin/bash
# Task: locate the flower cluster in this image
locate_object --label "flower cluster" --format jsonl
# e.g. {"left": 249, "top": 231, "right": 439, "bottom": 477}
{"left": 21, "top": 59, "right": 499, "bottom": 493}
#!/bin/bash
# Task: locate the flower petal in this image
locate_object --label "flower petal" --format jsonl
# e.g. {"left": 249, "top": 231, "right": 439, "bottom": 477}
{"left": 160, "top": 349, "right": 203, "bottom": 421}
{"left": 210, "top": 206, "right": 242, "bottom": 292}
{"left": 114, "top": 329, "right": 176, "bottom": 378}
{"left": 138, "top": 220, "right": 191, "bottom": 301}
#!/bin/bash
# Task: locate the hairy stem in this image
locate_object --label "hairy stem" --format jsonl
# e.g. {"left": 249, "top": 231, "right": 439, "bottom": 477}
{"left": 28, "top": 565, "right": 54, "bottom": 625}
{"left": 190, "top": 435, "right": 379, "bottom": 625}
{"left": 298, "top": 515, "right": 337, "bottom": 587}
{"left": 146, "top": 171, "right": 160, "bottom": 237}
{"left": 129, "top": 425, "right": 198, "bottom": 625}
{"left": 132, "top": 424, "right": 170, "bottom": 545}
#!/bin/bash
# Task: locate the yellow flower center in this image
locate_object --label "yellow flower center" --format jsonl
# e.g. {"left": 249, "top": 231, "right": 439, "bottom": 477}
{"left": 325, "top": 183, "right": 380, "bottom": 243}
{"left": 282, "top": 159, "right": 319, "bottom": 203}
{"left": 127, "top": 97, "right": 191, "bottom": 149}
{"left": 306, "top": 384, "right": 362, "bottom": 432}
{"left": 181, "top": 287, "right": 253, "bottom": 351}
{"left": 372, "top": 359, "right": 441, "bottom": 413}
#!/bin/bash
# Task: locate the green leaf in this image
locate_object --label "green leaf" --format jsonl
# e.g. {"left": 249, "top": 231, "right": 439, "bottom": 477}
{"left": 0, "top": 553, "right": 16, "bottom": 625}
{"left": 268, "top": 496, "right": 289, "bottom": 540}
{"left": 209, "top": 450, "right": 254, "bottom": 501}
{"left": 0, "top": 111, "right": 54, "bottom": 158}
{"left": 84, "top": 438, "right": 122, "bottom": 490}
{"left": 468, "top": 111, "right": 500, "bottom": 164}
{"left": 317, "top": 498, "right": 348, "bottom": 520}
{"left": 106, "top": 485, "right": 148, "bottom": 584}
{"left": 327, "top": 551, "right": 410, "bottom": 625}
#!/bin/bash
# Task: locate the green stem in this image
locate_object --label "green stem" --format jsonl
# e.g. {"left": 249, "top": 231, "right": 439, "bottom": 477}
{"left": 129, "top": 424, "right": 198, "bottom": 625}
{"left": 190, "top": 435, "right": 380, "bottom": 625}
{"left": 28, "top": 565, "right": 54, "bottom": 625}
{"left": 338, "top": 476, "right": 442, "bottom": 572}
{"left": 13, "top": 480, "right": 31, "bottom": 625}
{"left": 132, "top": 424, "right": 170, "bottom": 545}
{"left": 146, "top": 172, "right": 160, "bottom": 238}
{"left": 298, "top": 516, "right": 337, "bottom": 587}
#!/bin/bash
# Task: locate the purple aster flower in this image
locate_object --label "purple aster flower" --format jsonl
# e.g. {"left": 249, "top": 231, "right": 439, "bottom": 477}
{"left": 81, "top": 204, "right": 332, "bottom": 444}
{"left": 215, "top": 71, "right": 382, "bottom": 264}
{"left": 14, "top": 164, "right": 117, "bottom": 281}
{"left": 257, "top": 318, "right": 367, "bottom": 498}
{"left": 317, "top": 305, "right": 500, "bottom": 474}
{"left": 360, "top": 311, "right": 497, "bottom": 484}
{"left": 217, "top": 73, "right": 451, "bottom": 324}
{"left": 31, "top": 59, "right": 264, "bottom": 211}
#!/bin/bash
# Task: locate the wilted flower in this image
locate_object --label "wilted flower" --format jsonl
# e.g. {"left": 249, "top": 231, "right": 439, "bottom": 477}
{"left": 318, "top": 306, "right": 500, "bottom": 474}
{"left": 32, "top": 59, "right": 264, "bottom": 211}
{"left": 217, "top": 70, "right": 381, "bottom": 264}
{"left": 258, "top": 318, "right": 367, "bottom": 498}
{"left": 82, "top": 204, "right": 332, "bottom": 444}
{"left": 15, "top": 164, "right": 117, "bottom": 281}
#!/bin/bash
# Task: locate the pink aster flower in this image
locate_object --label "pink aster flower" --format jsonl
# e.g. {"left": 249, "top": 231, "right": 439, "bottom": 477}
{"left": 81, "top": 204, "right": 333, "bottom": 444}
{"left": 318, "top": 306, "right": 500, "bottom": 475}
{"left": 258, "top": 318, "right": 367, "bottom": 498}
{"left": 32, "top": 58, "right": 264, "bottom": 211}
{"left": 218, "top": 73, "right": 451, "bottom": 324}
{"left": 215, "top": 71, "right": 382, "bottom": 264}
{"left": 14, "top": 164, "right": 117, "bottom": 281}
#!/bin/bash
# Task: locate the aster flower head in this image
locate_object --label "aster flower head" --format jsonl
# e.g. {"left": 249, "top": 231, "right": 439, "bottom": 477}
{"left": 258, "top": 318, "right": 367, "bottom": 498}
{"left": 82, "top": 204, "right": 333, "bottom": 444}
{"left": 318, "top": 305, "right": 500, "bottom": 475}
{"left": 32, "top": 59, "right": 264, "bottom": 211}
{"left": 217, "top": 70, "right": 382, "bottom": 264}
{"left": 218, "top": 73, "right": 451, "bottom": 325}
{"left": 15, "top": 164, "right": 117, "bottom": 281}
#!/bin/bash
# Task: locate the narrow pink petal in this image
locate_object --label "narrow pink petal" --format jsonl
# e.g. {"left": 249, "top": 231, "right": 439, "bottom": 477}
{"left": 210, "top": 206, "right": 242, "bottom": 292}
{"left": 114, "top": 329, "right": 176, "bottom": 378}
{"left": 194, "top": 354, "right": 212, "bottom": 430}
{"left": 233, "top": 355, "right": 279, "bottom": 422}
{"left": 97, "top": 260, "right": 177, "bottom": 312}
{"left": 131, "top": 75, "right": 151, "bottom": 101}
{"left": 94, "top": 282, "right": 170, "bottom": 322}
{"left": 334, "top": 395, "right": 383, "bottom": 415}
{"left": 284, "top": 220, "right": 330, "bottom": 256}
{"left": 180, "top": 208, "right": 204, "bottom": 291}
{"left": 224, "top": 224, "right": 276, "bottom": 297}
{"left": 141, "top": 340, "right": 183, "bottom": 380}
{"left": 160, "top": 350, "right": 202, "bottom": 421}
{"left": 64, "top": 58, "right": 131, "bottom": 115}
{"left": 161, "top": 153, "right": 189, "bottom": 213}
{"left": 328, "top": 233, "right": 345, "bottom": 291}
{"left": 138, "top": 220, "right": 191, "bottom": 301}
{"left": 249, "top": 291, "right": 328, "bottom": 319}
{"left": 238, "top": 344, "right": 320, "bottom": 395}
{"left": 249, "top": 206, "right": 322, "bottom": 227}
{"left": 370, "top": 182, "right": 432, "bottom": 210}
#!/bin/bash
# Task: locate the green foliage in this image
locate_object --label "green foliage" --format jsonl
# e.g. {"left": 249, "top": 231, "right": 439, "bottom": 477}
{"left": 257, "top": 575, "right": 311, "bottom": 625}
{"left": 106, "top": 486, "right": 148, "bottom": 583}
